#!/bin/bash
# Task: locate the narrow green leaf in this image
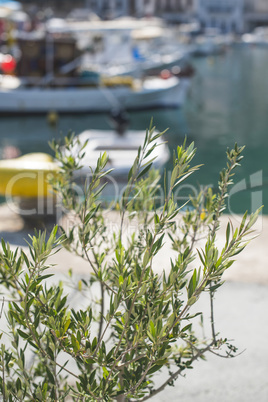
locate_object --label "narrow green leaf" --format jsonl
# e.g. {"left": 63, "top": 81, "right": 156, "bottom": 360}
{"left": 149, "top": 320, "right": 156, "bottom": 338}
{"left": 187, "top": 269, "right": 197, "bottom": 299}
{"left": 17, "top": 329, "right": 29, "bottom": 340}
{"left": 137, "top": 163, "right": 152, "bottom": 180}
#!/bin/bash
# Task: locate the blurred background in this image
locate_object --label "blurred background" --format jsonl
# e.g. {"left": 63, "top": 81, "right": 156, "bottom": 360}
{"left": 0, "top": 0, "right": 267, "bottom": 215}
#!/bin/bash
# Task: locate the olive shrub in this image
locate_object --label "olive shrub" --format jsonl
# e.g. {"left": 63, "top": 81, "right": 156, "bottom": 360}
{"left": 0, "top": 125, "right": 260, "bottom": 401}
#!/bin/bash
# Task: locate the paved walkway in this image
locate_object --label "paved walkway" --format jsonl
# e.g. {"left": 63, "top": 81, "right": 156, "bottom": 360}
{"left": 0, "top": 204, "right": 267, "bottom": 401}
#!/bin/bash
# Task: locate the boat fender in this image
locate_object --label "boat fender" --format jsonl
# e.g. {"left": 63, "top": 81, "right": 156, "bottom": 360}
{"left": 47, "top": 110, "right": 59, "bottom": 126}
{"left": 160, "top": 69, "right": 172, "bottom": 79}
{"left": 101, "top": 75, "right": 134, "bottom": 88}
{"left": 1, "top": 54, "right": 16, "bottom": 74}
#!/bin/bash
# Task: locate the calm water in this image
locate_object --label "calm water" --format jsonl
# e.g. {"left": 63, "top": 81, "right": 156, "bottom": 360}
{"left": 183, "top": 45, "right": 268, "bottom": 215}
{"left": 0, "top": 45, "right": 267, "bottom": 214}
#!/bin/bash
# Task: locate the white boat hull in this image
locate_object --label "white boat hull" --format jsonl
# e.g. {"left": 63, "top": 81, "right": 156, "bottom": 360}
{"left": 0, "top": 75, "right": 190, "bottom": 115}
{"left": 75, "top": 129, "right": 170, "bottom": 178}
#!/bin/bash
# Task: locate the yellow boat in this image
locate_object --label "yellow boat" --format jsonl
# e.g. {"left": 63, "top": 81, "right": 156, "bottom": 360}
{"left": 0, "top": 152, "right": 59, "bottom": 198}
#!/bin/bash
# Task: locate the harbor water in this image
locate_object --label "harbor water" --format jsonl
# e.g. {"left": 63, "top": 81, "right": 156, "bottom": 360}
{"left": 0, "top": 45, "right": 267, "bottom": 214}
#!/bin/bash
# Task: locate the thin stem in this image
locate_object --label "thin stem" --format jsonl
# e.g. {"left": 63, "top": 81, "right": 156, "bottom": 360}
{"left": 104, "top": 242, "right": 156, "bottom": 387}
{"left": 97, "top": 282, "right": 104, "bottom": 342}
{"left": 83, "top": 247, "right": 115, "bottom": 294}
{"left": 209, "top": 346, "right": 245, "bottom": 359}
{"left": 139, "top": 342, "right": 214, "bottom": 402}
{"left": 117, "top": 353, "right": 148, "bottom": 369}
{"left": 0, "top": 298, "right": 23, "bottom": 304}
{"left": 53, "top": 350, "right": 59, "bottom": 400}
{"left": 0, "top": 297, "right": 5, "bottom": 319}
{"left": 92, "top": 301, "right": 119, "bottom": 359}
{"left": 211, "top": 155, "right": 238, "bottom": 236}
{"left": 209, "top": 284, "right": 217, "bottom": 345}
{"left": 206, "top": 154, "right": 242, "bottom": 345}
{"left": 2, "top": 355, "right": 5, "bottom": 402}
{"left": 130, "top": 360, "right": 154, "bottom": 393}
{"left": 119, "top": 129, "right": 154, "bottom": 242}
{"left": 189, "top": 222, "right": 199, "bottom": 254}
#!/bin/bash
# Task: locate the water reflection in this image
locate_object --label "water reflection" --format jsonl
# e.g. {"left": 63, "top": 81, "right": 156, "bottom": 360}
{"left": 0, "top": 46, "right": 267, "bottom": 214}
{"left": 0, "top": 108, "right": 186, "bottom": 155}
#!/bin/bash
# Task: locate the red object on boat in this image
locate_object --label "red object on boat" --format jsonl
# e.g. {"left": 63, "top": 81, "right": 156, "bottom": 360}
{"left": 160, "top": 69, "right": 172, "bottom": 79}
{"left": 1, "top": 55, "right": 16, "bottom": 74}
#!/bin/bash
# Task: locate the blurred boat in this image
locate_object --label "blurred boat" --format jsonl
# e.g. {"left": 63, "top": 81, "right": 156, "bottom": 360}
{"left": 0, "top": 112, "right": 170, "bottom": 203}
{"left": 0, "top": 152, "right": 58, "bottom": 198}
{"left": 0, "top": 23, "right": 193, "bottom": 115}
{"left": 0, "top": 73, "right": 189, "bottom": 115}
{"left": 192, "top": 29, "right": 231, "bottom": 57}
{"left": 47, "top": 17, "right": 192, "bottom": 78}
{"left": 72, "top": 125, "right": 170, "bottom": 183}
{"left": 241, "top": 27, "right": 268, "bottom": 47}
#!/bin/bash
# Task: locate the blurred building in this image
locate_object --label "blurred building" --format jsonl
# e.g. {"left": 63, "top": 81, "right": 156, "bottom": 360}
{"left": 83, "top": 0, "right": 195, "bottom": 20}
{"left": 196, "top": 0, "right": 244, "bottom": 33}
{"left": 154, "top": 0, "right": 196, "bottom": 23}
{"left": 20, "top": 1, "right": 268, "bottom": 32}
{"left": 244, "top": 0, "right": 268, "bottom": 31}
{"left": 83, "top": 0, "right": 128, "bottom": 19}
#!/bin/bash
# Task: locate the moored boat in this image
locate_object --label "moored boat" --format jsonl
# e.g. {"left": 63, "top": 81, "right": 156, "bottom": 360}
{"left": 0, "top": 123, "right": 170, "bottom": 215}
{"left": 0, "top": 73, "right": 189, "bottom": 115}
{"left": 72, "top": 127, "right": 170, "bottom": 182}
{"left": 0, "top": 152, "right": 58, "bottom": 198}
{"left": 241, "top": 27, "right": 268, "bottom": 47}
{"left": 0, "top": 21, "right": 193, "bottom": 115}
